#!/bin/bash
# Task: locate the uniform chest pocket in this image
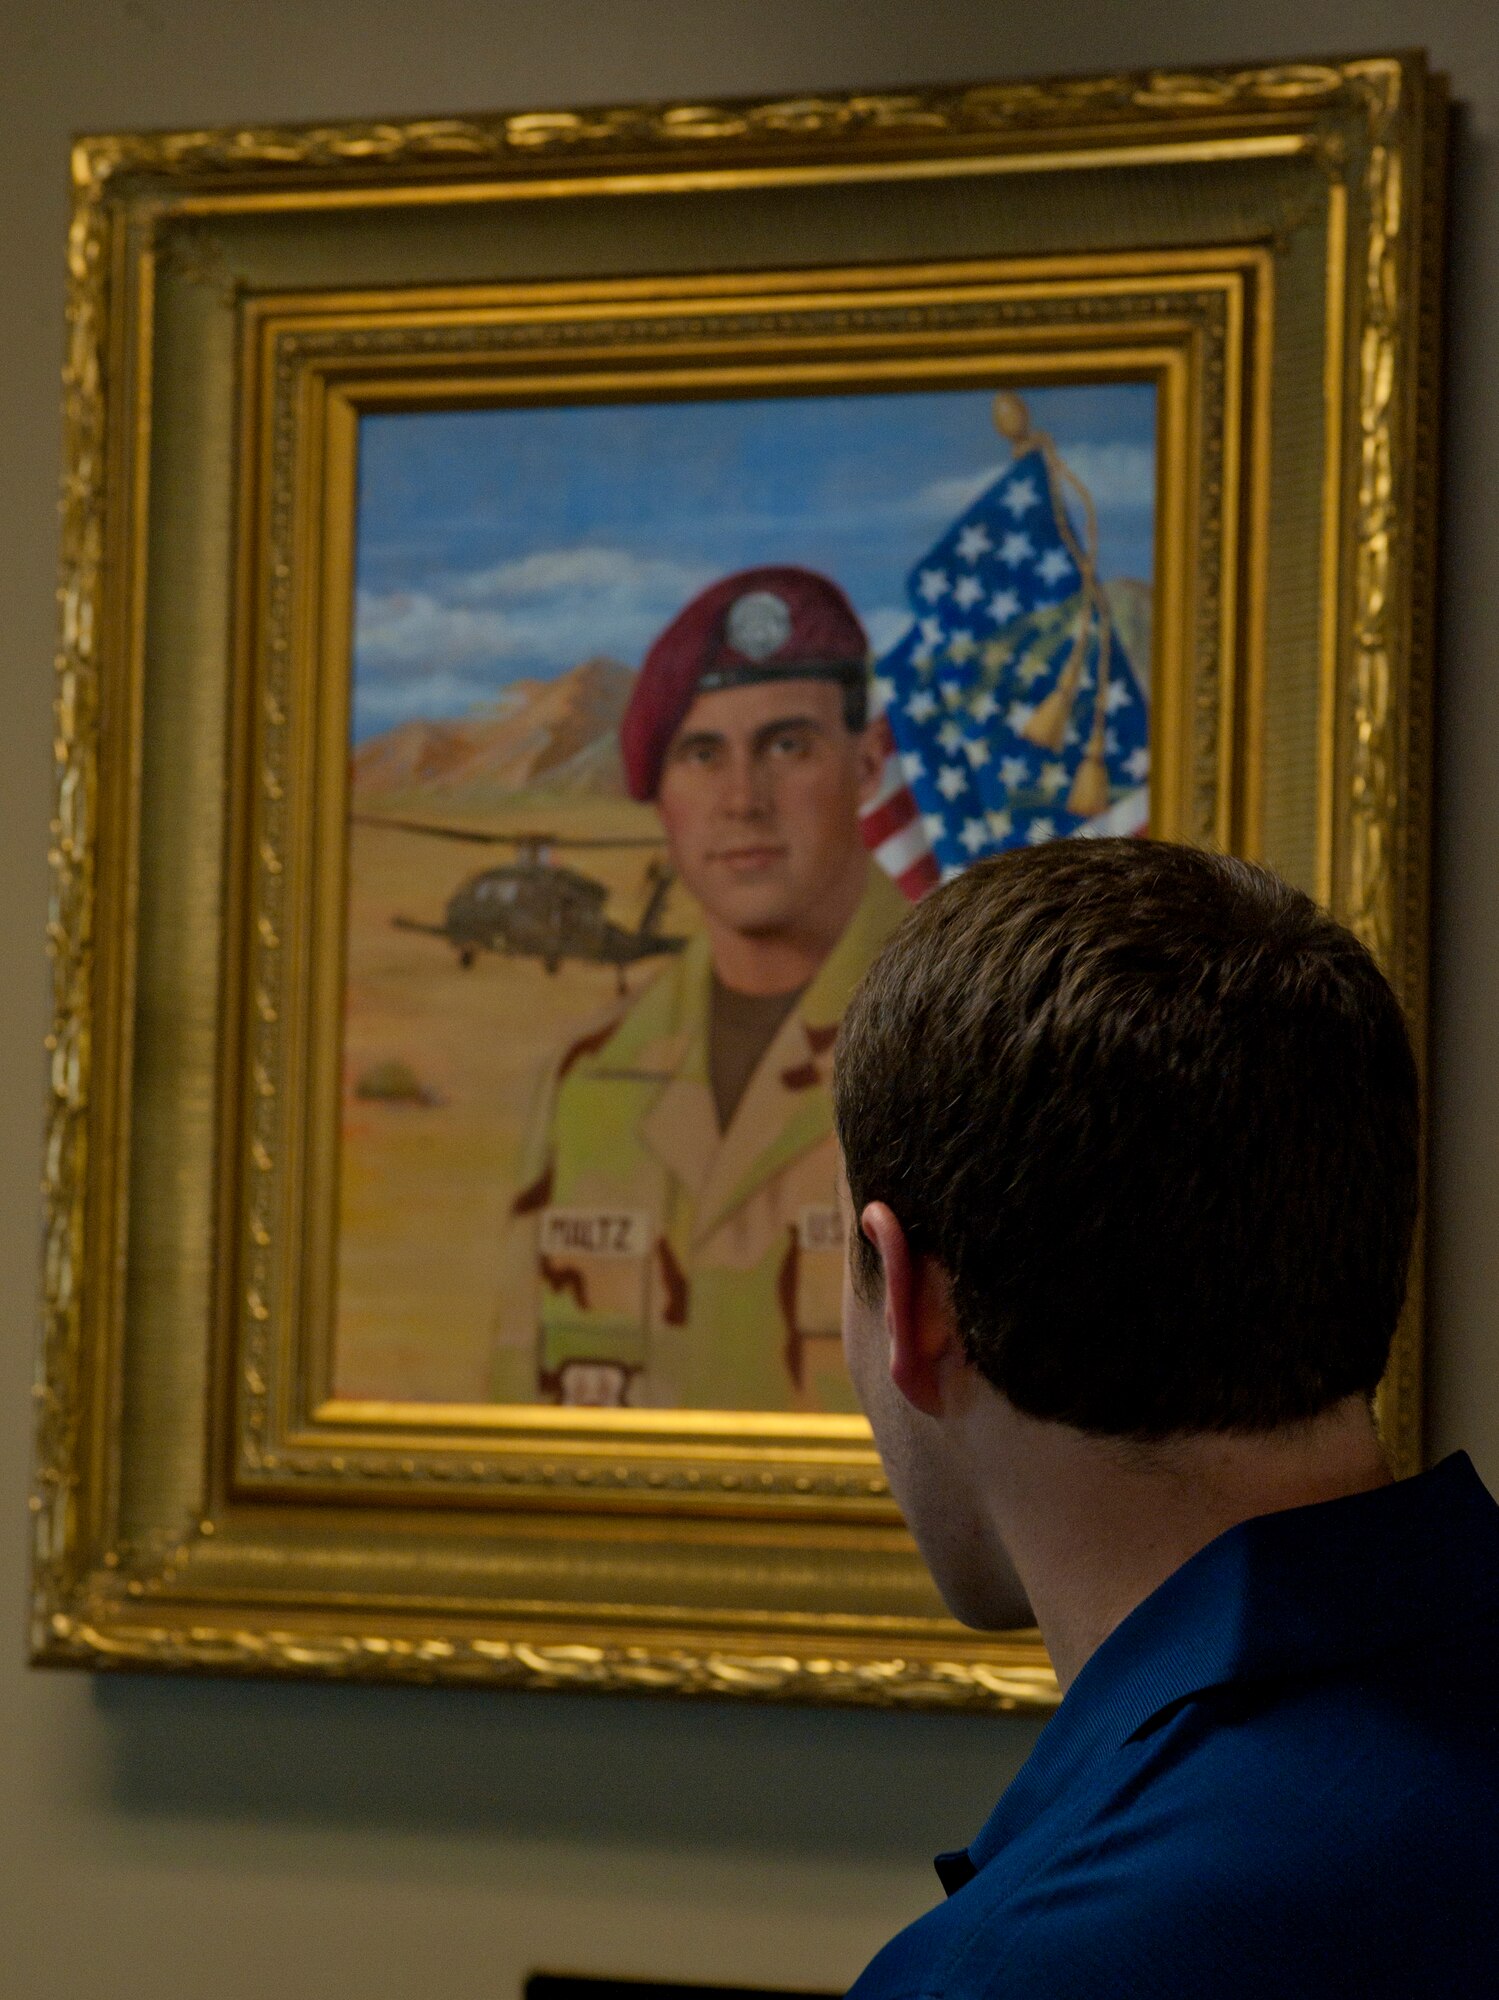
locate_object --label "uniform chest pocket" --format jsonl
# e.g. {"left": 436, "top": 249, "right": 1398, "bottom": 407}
{"left": 538, "top": 1207, "right": 653, "bottom": 1326}
{"left": 791, "top": 1205, "right": 844, "bottom": 1336}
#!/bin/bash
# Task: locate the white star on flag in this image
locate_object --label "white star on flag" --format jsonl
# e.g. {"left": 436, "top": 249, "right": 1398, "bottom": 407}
{"left": 862, "top": 431, "right": 1151, "bottom": 886}
{"left": 871, "top": 675, "right": 896, "bottom": 712}
{"left": 1001, "top": 477, "right": 1039, "bottom": 518}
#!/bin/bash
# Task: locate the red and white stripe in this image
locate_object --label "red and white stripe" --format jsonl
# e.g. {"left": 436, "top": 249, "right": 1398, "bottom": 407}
{"left": 1077, "top": 785, "right": 1150, "bottom": 839}
{"left": 858, "top": 715, "right": 941, "bottom": 900}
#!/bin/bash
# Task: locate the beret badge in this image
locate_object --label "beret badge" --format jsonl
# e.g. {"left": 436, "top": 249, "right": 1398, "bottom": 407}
{"left": 725, "top": 590, "right": 792, "bottom": 662}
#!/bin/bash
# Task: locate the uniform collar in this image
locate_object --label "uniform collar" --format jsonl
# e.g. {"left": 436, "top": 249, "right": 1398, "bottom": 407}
{"left": 618, "top": 864, "right": 905, "bottom": 1228}
{"left": 692, "top": 864, "right": 907, "bottom": 1233}
{"left": 952, "top": 1453, "right": 1499, "bottom": 1885}
{"left": 591, "top": 860, "right": 905, "bottom": 1070}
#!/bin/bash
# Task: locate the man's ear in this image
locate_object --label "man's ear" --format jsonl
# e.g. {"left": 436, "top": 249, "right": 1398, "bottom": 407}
{"left": 859, "top": 1202, "right": 963, "bottom": 1416}
{"left": 852, "top": 720, "right": 886, "bottom": 808}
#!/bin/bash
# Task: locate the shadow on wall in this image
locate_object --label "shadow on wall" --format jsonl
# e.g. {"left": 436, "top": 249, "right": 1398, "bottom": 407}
{"left": 92, "top": 1674, "right": 1043, "bottom": 1857}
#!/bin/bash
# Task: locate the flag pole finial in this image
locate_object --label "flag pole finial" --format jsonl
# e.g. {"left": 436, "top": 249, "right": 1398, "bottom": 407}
{"left": 992, "top": 391, "right": 1032, "bottom": 454}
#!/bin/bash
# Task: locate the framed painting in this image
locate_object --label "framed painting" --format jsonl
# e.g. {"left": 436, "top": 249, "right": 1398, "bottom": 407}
{"left": 33, "top": 53, "right": 1444, "bottom": 1706}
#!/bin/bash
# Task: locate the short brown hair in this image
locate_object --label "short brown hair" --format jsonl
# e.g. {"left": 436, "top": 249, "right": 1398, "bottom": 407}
{"left": 834, "top": 840, "right": 1419, "bottom": 1439}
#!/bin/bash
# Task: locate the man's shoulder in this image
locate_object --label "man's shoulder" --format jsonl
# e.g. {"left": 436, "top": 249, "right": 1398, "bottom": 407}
{"left": 842, "top": 862, "right": 911, "bottom": 962}
{"left": 851, "top": 1631, "right": 1499, "bottom": 2000}
{"left": 855, "top": 1796, "right": 1499, "bottom": 2000}
{"left": 550, "top": 951, "right": 702, "bottom": 1087}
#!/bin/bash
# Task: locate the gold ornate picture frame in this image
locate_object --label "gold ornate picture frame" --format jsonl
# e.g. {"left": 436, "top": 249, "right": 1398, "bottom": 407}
{"left": 33, "top": 54, "right": 1444, "bottom": 1707}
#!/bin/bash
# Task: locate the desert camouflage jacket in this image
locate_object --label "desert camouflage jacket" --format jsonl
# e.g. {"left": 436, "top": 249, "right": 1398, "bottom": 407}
{"left": 491, "top": 864, "right": 908, "bottom": 1411}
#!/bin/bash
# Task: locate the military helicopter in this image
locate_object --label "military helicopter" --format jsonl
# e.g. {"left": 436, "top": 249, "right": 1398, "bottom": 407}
{"left": 356, "top": 815, "right": 686, "bottom": 991}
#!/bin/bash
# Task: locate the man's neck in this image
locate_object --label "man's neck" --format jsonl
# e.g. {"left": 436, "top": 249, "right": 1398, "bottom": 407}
{"left": 970, "top": 1394, "right": 1392, "bottom": 1692}
{"left": 705, "top": 850, "right": 870, "bottom": 996}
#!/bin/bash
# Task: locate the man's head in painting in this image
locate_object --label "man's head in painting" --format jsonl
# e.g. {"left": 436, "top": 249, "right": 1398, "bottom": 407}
{"left": 622, "top": 568, "right": 884, "bottom": 985}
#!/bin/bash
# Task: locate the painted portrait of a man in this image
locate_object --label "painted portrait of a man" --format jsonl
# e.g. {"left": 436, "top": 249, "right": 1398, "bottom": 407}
{"left": 335, "top": 383, "right": 1155, "bottom": 1412}
{"left": 496, "top": 567, "right": 904, "bottom": 1411}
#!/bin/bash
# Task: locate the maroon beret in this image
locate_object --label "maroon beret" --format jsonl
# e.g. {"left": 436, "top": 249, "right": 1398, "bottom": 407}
{"left": 620, "top": 565, "right": 870, "bottom": 801}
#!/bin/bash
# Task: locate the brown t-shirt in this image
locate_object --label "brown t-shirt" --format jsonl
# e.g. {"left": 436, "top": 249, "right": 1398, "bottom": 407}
{"left": 708, "top": 974, "right": 807, "bottom": 1133}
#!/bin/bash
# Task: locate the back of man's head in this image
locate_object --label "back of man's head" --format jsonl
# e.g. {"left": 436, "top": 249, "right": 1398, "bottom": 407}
{"left": 834, "top": 839, "right": 1419, "bottom": 1440}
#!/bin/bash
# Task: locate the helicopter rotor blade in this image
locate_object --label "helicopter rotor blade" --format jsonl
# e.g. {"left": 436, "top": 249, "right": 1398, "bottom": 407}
{"left": 353, "top": 813, "right": 508, "bottom": 845}
{"left": 535, "top": 835, "right": 669, "bottom": 848}
{"left": 353, "top": 813, "right": 665, "bottom": 850}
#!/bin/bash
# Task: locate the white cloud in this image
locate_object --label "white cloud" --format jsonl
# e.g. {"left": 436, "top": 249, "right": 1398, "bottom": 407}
{"left": 907, "top": 442, "right": 1156, "bottom": 525}
{"left": 446, "top": 545, "right": 709, "bottom": 607}
{"left": 913, "top": 465, "right": 1005, "bottom": 521}
{"left": 353, "top": 668, "right": 511, "bottom": 732}
{"left": 1052, "top": 442, "right": 1156, "bottom": 511}
{"left": 863, "top": 605, "right": 914, "bottom": 657}
{"left": 354, "top": 545, "right": 716, "bottom": 692}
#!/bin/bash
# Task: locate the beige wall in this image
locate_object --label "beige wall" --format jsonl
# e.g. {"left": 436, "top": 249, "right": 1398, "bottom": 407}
{"left": 0, "top": 3, "right": 1493, "bottom": 1993}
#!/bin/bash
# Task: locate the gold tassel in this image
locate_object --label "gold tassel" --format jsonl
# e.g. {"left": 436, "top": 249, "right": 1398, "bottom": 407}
{"left": 1021, "top": 600, "right": 1092, "bottom": 752}
{"left": 1066, "top": 747, "right": 1111, "bottom": 818}
{"left": 1020, "top": 662, "right": 1080, "bottom": 752}
{"left": 1067, "top": 615, "right": 1113, "bottom": 818}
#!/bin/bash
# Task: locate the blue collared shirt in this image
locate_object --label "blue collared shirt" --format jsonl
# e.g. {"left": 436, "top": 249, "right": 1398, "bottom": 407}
{"left": 850, "top": 1454, "right": 1499, "bottom": 2000}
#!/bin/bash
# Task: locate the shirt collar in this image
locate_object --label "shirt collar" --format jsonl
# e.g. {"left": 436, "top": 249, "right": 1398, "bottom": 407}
{"left": 957, "top": 1453, "right": 1499, "bottom": 1881}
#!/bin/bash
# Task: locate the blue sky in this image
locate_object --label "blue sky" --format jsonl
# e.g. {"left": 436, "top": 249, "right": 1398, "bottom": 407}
{"left": 351, "top": 382, "right": 1156, "bottom": 741}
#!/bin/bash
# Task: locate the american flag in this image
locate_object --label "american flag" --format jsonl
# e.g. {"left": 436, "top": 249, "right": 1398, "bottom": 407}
{"left": 860, "top": 439, "right": 1149, "bottom": 896}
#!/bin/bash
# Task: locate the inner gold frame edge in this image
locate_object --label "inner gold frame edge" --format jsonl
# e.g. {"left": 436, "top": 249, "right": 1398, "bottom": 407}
{"left": 223, "top": 261, "right": 1240, "bottom": 1479}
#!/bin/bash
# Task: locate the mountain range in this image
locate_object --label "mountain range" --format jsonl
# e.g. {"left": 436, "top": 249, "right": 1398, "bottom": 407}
{"left": 352, "top": 657, "right": 634, "bottom": 806}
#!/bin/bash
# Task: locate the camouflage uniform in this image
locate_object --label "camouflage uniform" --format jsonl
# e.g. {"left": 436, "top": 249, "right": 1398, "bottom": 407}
{"left": 493, "top": 863, "right": 907, "bottom": 1411}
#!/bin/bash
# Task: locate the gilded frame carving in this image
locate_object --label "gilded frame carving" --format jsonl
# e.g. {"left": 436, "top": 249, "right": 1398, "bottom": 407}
{"left": 34, "top": 55, "right": 1444, "bottom": 1707}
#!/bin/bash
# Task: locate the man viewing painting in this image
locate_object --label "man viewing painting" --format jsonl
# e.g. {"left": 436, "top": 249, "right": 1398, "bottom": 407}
{"left": 339, "top": 385, "right": 1155, "bottom": 1410}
